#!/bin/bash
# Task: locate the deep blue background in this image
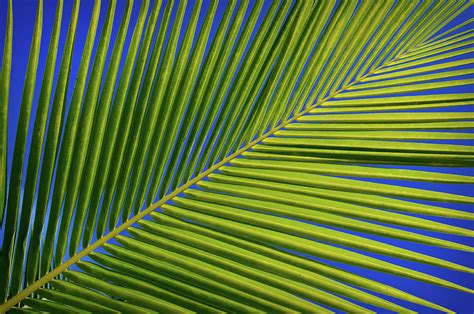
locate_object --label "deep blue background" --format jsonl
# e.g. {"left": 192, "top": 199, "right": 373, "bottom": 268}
{"left": 0, "top": 1, "right": 473, "bottom": 312}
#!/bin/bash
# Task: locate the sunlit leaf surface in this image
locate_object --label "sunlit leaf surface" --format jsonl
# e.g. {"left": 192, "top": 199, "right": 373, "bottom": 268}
{"left": 0, "top": 0, "right": 473, "bottom": 312}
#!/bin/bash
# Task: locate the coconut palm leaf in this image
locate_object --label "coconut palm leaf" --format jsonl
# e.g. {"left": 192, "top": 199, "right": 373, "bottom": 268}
{"left": 1, "top": 0, "right": 473, "bottom": 312}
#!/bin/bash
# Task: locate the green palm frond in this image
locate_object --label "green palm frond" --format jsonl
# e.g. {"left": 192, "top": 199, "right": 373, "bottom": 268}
{"left": 1, "top": 0, "right": 473, "bottom": 312}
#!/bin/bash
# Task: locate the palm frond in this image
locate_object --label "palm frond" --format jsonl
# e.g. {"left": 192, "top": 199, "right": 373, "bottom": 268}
{"left": 0, "top": 0, "right": 473, "bottom": 312}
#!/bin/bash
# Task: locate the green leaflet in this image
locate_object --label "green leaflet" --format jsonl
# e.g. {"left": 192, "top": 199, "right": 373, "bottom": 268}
{"left": 393, "top": 1, "right": 465, "bottom": 59}
{"left": 49, "top": 279, "right": 147, "bottom": 313}
{"left": 130, "top": 224, "right": 372, "bottom": 313}
{"left": 422, "top": 18, "right": 474, "bottom": 46}
{"left": 88, "top": 252, "right": 232, "bottom": 313}
{"left": 311, "top": 0, "right": 373, "bottom": 101}
{"left": 40, "top": 0, "right": 101, "bottom": 276}
{"left": 64, "top": 270, "right": 188, "bottom": 313}
{"left": 286, "top": 121, "right": 474, "bottom": 131}
{"left": 359, "top": 0, "right": 418, "bottom": 79}
{"left": 77, "top": 261, "right": 221, "bottom": 313}
{"left": 336, "top": 78, "right": 474, "bottom": 98}
{"left": 22, "top": 296, "right": 88, "bottom": 314}
{"left": 104, "top": 242, "right": 296, "bottom": 313}
{"left": 160, "top": 2, "right": 270, "bottom": 196}
{"left": 94, "top": 0, "right": 150, "bottom": 237}
{"left": 170, "top": 197, "right": 473, "bottom": 271}
{"left": 85, "top": 0, "right": 163, "bottom": 243}
{"left": 289, "top": 0, "right": 357, "bottom": 115}
{"left": 363, "top": 58, "right": 474, "bottom": 82}
{"left": 71, "top": 0, "right": 160, "bottom": 254}
{"left": 177, "top": 0, "right": 255, "bottom": 185}
{"left": 376, "top": 47, "right": 474, "bottom": 74}
{"left": 0, "top": 0, "right": 43, "bottom": 302}
{"left": 0, "top": 0, "right": 12, "bottom": 225}
{"left": 298, "top": 111, "right": 474, "bottom": 123}
{"left": 98, "top": 0, "right": 159, "bottom": 229}
{"left": 152, "top": 213, "right": 453, "bottom": 312}
{"left": 324, "top": 93, "right": 474, "bottom": 107}
{"left": 163, "top": 205, "right": 473, "bottom": 293}
{"left": 252, "top": 144, "right": 474, "bottom": 167}
{"left": 183, "top": 189, "right": 472, "bottom": 250}
{"left": 276, "top": 130, "right": 474, "bottom": 140}
{"left": 343, "top": 0, "right": 403, "bottom": 86}
{"left": 104, "top": 0, "right": 188, "bottom": 232}
{"left": 138, "top": 219, "right": 404, "bottom": 312}
{"left": 233, "top": 1, "right": 330, "bottom": 151}
{"left": 10, "top": 0, "right": 63, "bottom": 296}
{"left": 35, "top": 288, "right": 112, "bottom": 313}
{"left": 195, "top": 0, "right": 265, "bottom": 177}
{"left": 90, "top": 251, "right": 261, "bottom": 313}
{"left": 231, "top": 158, "right": 474, "bottom": 184}
{"left": 394, "top": 36, "right": 474, "bottom": 64}
{"left": 73, "top": 0, "right": 135, "bottom": 250}
{"left": 200, "top": 177, "right": 473, "bottom": 234}
{"left": 228, "top": 1, "right": 310, "bottom": 147}
{"left": 116, "top": 235, "right": 329, "bottom": 313}
{"left": 382, "top": 0, "right": 439, "bottom": 63}
{"left": 263, "top": 137, "right": 474, "bottom": 156}
{"left": 165, "top": 0, "right": 243, "bottom": 192}
{"left": 325, "top": 0, "right": 388, "bottom": 97}
{"left": 135, "top": 0, "right": 218, "bottom": 214}
{"left": 55, "top": 0, "right": 117, "bottom": 265}
{"left": 25, "top": 0, "right": 80, "bottom": 286}
{"left": 352, "top": 69, "right": 473, "bottom": 90}
{"left": 316, "top": 102, "right": 474, "bottom": 114}
{"left": 218, "top": 166, "right": 474, "bottom": 203}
